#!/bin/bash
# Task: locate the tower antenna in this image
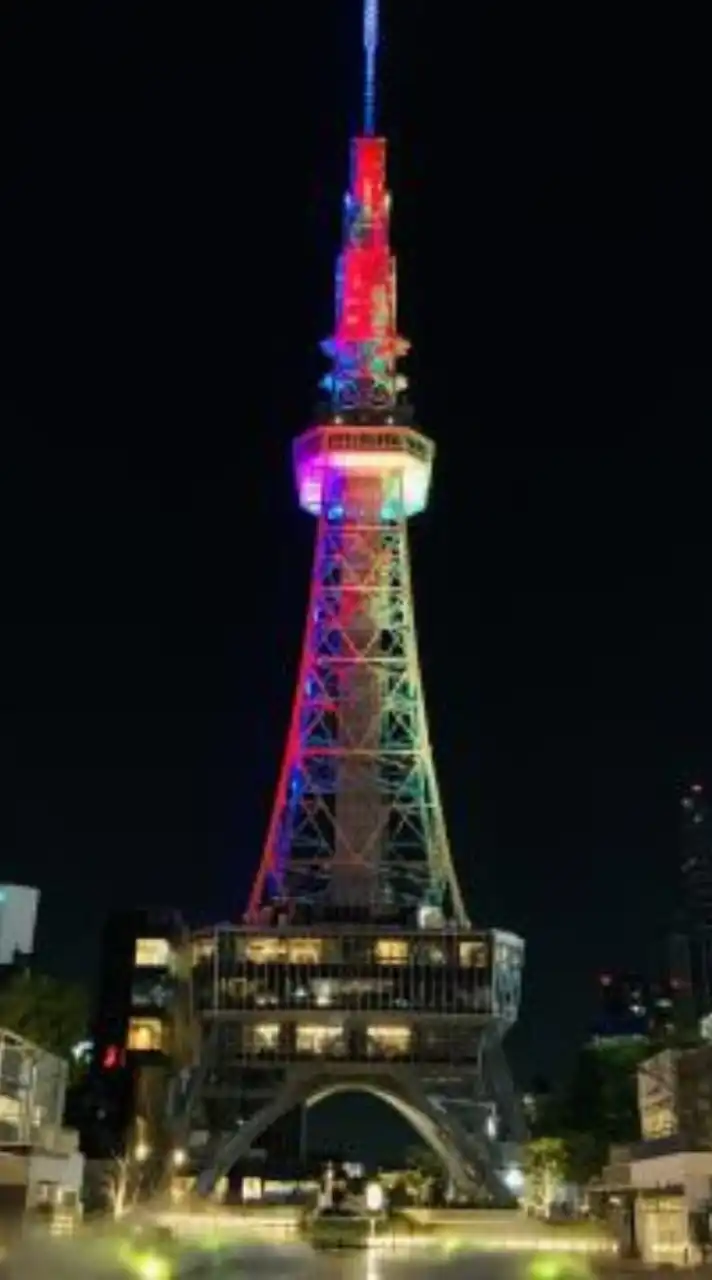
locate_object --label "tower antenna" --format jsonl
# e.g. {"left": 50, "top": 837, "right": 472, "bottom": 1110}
{"left": 363, "top": 0, "right": 379, "bottom": 135}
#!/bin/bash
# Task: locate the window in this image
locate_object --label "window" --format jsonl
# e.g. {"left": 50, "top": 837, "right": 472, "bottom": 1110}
{"left": 287, "top": 938, "right": 322, "bottom": 964}
{"left": 244, "top": 936, "right": 323, "bottom": 964}
{"left": 134, "top": 938, "right": 171, "bottom": 968}
{"left": 641, "top": 1102, "right": 676, "bottom": 1140}
{"left": 296, "top": 1024, "right": 344, "bottom": 1056}
{"left": 245, "top": 937, "right": 284, "bottom": 964}
{"left": 374, "top": 939, "right": 409, "bottom": 965}
{"left": 127, "top": 1018, "right": 164, "bottom": 1052}
{"left": 459, "top": 939, "right": 488, "bottom": 968}
{"left": 367, "top": 1025, "right": 411, "bottom": 1057}
{"left": 131, "top": 975, "right": 171, "bottom": 1010}
{"left": 249, "top": 1023, "right": 281, "bottom": 1053}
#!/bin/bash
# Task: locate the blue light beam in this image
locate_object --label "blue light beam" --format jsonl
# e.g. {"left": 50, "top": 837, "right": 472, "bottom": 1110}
{"left": 363, "top": 0, "right": 379, "bottom": 135}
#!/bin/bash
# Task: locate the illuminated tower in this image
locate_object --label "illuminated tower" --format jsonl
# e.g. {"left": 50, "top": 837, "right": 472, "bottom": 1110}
{"left": 179, "top": 0, "right": 525, "bottom": 1201}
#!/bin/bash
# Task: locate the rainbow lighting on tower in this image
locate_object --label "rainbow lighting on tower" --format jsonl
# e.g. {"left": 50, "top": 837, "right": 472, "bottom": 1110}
{"left": 180, "top": 0, "right": 526, "bottom": 1205}
{"left": 248, "top": 0, "right": 453, "bottom": 917}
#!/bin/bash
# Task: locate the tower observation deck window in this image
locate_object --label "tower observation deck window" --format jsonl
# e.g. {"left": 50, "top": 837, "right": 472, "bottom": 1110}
{"left": 127, "top": 1018, "right": 164, "bottom": 1052}
{"left": 374, "top": 939, "right": 409, "bottom": 965}
{"left": 134, "top": 938, "right": 171, "bottom": 968}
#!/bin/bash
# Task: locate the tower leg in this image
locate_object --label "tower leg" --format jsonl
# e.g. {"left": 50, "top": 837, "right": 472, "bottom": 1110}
{"left": 194, "top": 1065, "right": 511, "bottom": 1204}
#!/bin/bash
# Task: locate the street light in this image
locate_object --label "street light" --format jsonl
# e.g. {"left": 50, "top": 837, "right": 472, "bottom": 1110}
{"left": 365, "top": 1181, "right": 385, "bottom": 1214}
{"left": 365, "top": 1180, "right": 385, "bottom": 1244}
{"left": 134, "top": 1141, "right": 151, "bottom": 1164}
{"left": 172, "top": 1148, "right": 187, "bottom": 1169}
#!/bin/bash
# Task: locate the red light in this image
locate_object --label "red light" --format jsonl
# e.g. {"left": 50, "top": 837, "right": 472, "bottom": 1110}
{"left": 103, "top": 1045, "right": 123, "bottom": 1069}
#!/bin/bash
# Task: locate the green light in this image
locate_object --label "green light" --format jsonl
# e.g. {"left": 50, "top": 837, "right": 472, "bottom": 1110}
{"left": 130, "top": 1251, "right": 172, "bottom": 1280}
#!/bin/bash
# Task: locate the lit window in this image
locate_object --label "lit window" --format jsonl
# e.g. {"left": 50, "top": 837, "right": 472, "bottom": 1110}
{"left": 250, "top": 1023, "right": 281, "bottom": 1052}
{"left": 244, "top": 936, "right": 323, "bottom": 964}
{"left": 374, "top": 939, "right": 409, "bottom": 965}
{"left": 287, "top": 938, "right": 322, "bottom": 964}
{"left": 127, "top": 1018, "right": 164, "bottom": 1052}
{"left": 296, "top": 1024, "right": 344, "bottom": 1056}
{"left": 459, "top": 940, "right": 488, "bottom": 968}
{"left": 641, "top": 1104, "right": 676, "bottom": 1140}
{"left": 245, "top": 937, "right": 286, "bottom": 963}
{"left": 367, "top": 1025, "right": 411, "bottom": 1057}
{"left": 134, "top": 938, "right": 171, "bottom": 968}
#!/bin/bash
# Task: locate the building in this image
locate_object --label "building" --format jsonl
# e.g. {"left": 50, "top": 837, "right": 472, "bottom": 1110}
{"left": 598, "top": 1045, "right": 712, "bottom": 1264}
{"left": 0, "top": 1026, "right": 83, "bottom": 1238}
{"left": 79, "top": 907, "right": 188, "bottom": 1161}
{"left": 0, "top": 886, "right": 39, "bottom": 968}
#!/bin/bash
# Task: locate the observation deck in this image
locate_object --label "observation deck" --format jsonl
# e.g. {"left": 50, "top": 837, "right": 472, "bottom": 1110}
{"left": 294, "top": 415, "right": 434, "bottom": 519}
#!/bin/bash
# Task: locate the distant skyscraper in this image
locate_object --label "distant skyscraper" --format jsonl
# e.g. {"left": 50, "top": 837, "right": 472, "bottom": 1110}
{"left": 592, "top": 972, "right": 675, "bottom": 1044}
{"left": 0, "top": 884, "right": 39, "bottom": 966}
{"left": 670, "top": 782, "right": 712, "bottom": 1023}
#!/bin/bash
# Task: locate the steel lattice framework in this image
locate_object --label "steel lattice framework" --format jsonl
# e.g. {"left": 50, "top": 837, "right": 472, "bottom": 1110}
{"left": 246, "top": 122, "right": 467, "bottom": 924}
{"left": 247, "top": 426, "right": 467, "bottom": 922}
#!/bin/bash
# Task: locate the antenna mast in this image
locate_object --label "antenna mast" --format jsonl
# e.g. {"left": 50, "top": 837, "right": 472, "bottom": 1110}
{"left": 363, "top": 0, "right": 379, "bottom": 135}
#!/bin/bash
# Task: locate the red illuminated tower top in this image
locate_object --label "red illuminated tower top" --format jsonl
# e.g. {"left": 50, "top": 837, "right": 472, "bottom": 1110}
{"left": 319, "top": 0, "right": 408, "bottom": 415}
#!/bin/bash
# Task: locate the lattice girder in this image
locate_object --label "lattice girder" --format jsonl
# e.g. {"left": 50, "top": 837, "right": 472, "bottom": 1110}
{"left": 247, "top": 500, "right": 466, "bottom": 923}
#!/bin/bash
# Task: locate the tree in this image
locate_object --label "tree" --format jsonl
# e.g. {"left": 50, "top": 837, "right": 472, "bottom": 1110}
{"left": 522, "top": 1137, "right": 569, "bottom": 1215}
{"left": 0, "top": 969, "right": 89, "bottom": 1060}
{"left": 404, "top": 1144, "right": 445, "bottom": 1204}
{"left": 561, "top": 1041, "right": 651, "bottom": 1151}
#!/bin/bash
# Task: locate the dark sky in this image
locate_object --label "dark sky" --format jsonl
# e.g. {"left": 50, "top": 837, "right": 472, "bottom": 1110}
{"left": 1, "top": 2, "right": 711, "bottom": 1084}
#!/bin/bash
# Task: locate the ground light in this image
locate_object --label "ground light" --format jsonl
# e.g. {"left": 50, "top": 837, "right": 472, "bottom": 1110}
{"left": 119, "top": 1244, "right": 172, "bottom": 1280}
{"left": 132, "top": 1257, "right": 171, "bottom": 1280}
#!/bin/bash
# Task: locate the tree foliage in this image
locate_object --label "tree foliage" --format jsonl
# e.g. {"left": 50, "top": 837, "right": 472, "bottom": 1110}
{"left": 529, "top": 1039, "right": 657, "bottom": 1186}
{"left": 522, "top": 1137, "right": 568, "bottom": 1212}
{"left": 0, "top": 968, "right": 89, "bottom": 1059}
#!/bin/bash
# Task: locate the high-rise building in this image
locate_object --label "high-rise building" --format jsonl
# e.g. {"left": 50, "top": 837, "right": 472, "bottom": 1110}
{"left": 174, "top": 0, "right": 525, "bottom": 1204}
{"left": 670, "top": 782, "right": 712, "bottom": 1024}
{"left": 0, "top": 884, "right": 39, "bottom": 967}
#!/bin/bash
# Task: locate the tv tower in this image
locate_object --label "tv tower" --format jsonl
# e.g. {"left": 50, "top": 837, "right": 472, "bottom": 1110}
{"left": 180, "top": 0, "right": 526, "bottom": 1200}
{"left": 246, "top": 0, "right": 464, "bottom": 926}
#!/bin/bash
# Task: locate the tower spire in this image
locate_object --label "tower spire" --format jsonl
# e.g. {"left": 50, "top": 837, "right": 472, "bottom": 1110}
{"left": 363, "top": 0, "right": 379, "bottom": 135}
{"left": 319, "top": 0, "right": 409, "bottom": 418}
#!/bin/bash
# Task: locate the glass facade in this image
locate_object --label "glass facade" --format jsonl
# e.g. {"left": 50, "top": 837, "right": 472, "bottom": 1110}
{"left": 0, "top": 1028, "right": 67, "bottom": 1145}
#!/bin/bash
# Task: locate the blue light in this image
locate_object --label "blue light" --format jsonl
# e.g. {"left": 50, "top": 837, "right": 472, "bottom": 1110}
{"left": 363, "top": 0, "right": 379, "bottom": 135}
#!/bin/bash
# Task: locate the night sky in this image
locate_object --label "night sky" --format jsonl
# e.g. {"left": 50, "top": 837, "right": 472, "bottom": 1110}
{"left": 1, "top": 2, "right": 711, "bottom": 1089}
